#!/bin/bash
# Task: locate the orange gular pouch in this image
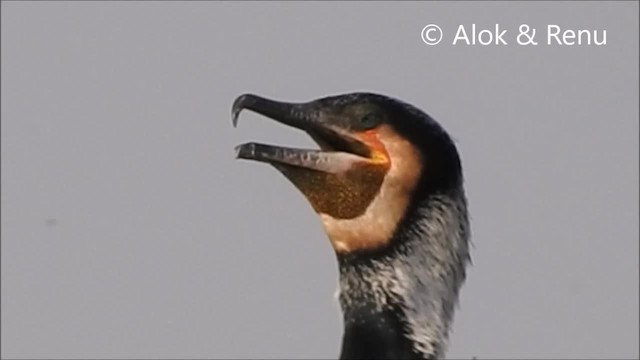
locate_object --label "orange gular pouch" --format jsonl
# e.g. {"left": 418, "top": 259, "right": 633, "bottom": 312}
{"left": 272, "top": 162, "right": 388, "bottom": 220}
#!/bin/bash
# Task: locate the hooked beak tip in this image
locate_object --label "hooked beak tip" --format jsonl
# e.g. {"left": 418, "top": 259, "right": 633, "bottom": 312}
{"left": 231, "top": 110, "right": 240, "bottom": 128}
{"left": 231, "top": 94, "right": 257, "bottom": 128}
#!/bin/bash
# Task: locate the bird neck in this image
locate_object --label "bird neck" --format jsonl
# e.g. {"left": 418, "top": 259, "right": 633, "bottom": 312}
{"left": 339, "top": 298, "right": 425, "bottom": 359}
{"left": 336, "top": 192, "right": 470, "bottom": 360}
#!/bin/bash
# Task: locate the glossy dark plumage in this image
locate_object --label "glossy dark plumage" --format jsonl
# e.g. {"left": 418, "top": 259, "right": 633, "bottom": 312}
{"left": 233, "top": 92, "right": 470, "bottom": 359}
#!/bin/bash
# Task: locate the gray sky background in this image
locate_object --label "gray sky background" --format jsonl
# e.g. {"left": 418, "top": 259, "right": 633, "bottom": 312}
{"left": 1, "top": 2, "right": 638, "bottom": 359}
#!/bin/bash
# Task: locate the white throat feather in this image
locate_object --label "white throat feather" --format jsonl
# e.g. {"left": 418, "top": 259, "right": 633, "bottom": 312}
{"left": 336, "top": 191, "right": 470, "bottom": 359}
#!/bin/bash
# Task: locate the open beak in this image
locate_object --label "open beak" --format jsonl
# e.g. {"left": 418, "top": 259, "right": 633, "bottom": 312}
{"left": 232, "top": 94, "right": 372, "bottom": 174}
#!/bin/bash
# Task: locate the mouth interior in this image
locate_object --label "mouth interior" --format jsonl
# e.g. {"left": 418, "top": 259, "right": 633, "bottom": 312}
{"left": 235, "top": 109, "right": 377, "bottom": 172}
{"left": 307, "top": 128, "right": 371, "bottom": 158}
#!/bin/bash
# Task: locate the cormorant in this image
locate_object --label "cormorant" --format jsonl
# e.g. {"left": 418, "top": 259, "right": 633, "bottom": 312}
{"left": 232, "top": 93, "right": 470, "bottom": 360}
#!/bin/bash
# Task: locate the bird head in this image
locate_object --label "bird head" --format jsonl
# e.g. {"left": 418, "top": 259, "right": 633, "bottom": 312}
{"left": 233, "top": 93, "right": 463, "bottom": 256}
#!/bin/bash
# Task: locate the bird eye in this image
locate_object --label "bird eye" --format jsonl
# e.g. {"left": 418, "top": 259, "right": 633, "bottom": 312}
{"left": 360, "top": 113, "right": 381, "bottom": 129}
